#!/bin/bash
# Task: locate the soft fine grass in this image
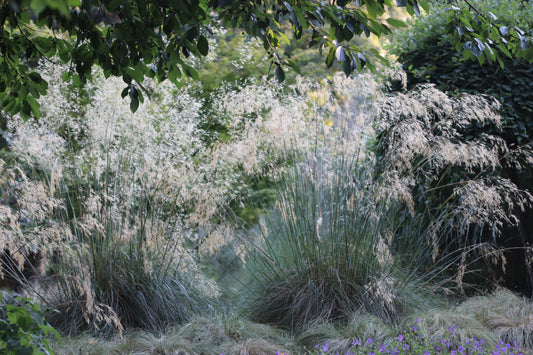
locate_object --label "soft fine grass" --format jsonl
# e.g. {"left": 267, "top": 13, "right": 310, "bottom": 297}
{"left": 52, "top": 293, "right": 533, "bottom": 354}
{"left": 456, "top": 288, "right": 533, "bottom": 350}
{"left": 52, "top": 314, "right": 299, "bottom": 355}
{"left": 241, "top": 149, "right": 425, "bottom": 330}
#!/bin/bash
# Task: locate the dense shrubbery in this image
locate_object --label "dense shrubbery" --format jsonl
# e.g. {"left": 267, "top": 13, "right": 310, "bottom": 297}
{"left": 387, "top": 0, "right": 533, "bottom": 294}
{"left": 375, "top": 83, "right": 532, "bottom": 293}
{"left": 391, "top": 0, "right": 533, "bottom": 145}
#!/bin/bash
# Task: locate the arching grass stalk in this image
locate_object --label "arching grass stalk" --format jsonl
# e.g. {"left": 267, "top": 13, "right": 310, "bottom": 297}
{"left": 243, "top": 145, "right": 422, "bottom": 330}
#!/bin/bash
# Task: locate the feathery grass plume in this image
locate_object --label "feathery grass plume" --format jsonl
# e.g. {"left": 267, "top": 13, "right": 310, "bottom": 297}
{"left": 3, "top": 62, "right": 227, "bottom": 334}
{"left": 241, "top": 73, "right": 425, "bottom": 330}
{"left": 456, "top": 288, "right": 533, "bottom": 351}
{"left": 0, "top": 158, "right": 68, "bottom": 291}
{"left": 376, "top": 81, "right": 533, "bottom": 293}
{"left": 3, "top": 60, "right": 383, "bottom": 334}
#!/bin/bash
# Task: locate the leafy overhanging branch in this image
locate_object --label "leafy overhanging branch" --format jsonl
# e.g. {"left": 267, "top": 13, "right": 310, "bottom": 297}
{"left": 0, "top": 0, "right": 531, "bottom": 118}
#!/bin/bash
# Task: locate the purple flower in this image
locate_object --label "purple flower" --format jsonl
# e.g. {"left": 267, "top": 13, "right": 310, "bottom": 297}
{"left": 367, "top": 338, "right": 373, "bottom": 344}
{"left": 413, "top": 325, "right": 418, "bottom": 332}
{"left": 398, "top": 334, "right": 403, "bottom": 341}
{"left": 415, "top": 318, "right": 419, "bottom": 323}
{"left": 323, "top": 342, "right": 329, "bottom": 352}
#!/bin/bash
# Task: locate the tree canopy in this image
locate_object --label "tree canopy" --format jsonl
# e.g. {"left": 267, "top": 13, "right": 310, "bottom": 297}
{"left": 1, "top": 0, "right": 532, "bottom": 118}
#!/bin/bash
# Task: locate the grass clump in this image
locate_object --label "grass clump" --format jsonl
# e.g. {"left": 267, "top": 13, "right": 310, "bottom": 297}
{"left": 456, "top": 288, "right": 533, "bottom": 350}
{"left": 242, "top": 136, "right": 420, "bottom": 330}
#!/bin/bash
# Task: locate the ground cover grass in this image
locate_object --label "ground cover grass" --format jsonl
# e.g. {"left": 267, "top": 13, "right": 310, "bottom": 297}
{"left": 49, "top": 289, "right": 532, "bottom": 354}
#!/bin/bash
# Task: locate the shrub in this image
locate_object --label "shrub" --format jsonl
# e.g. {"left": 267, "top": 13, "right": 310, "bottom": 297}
{"left": 388, "top": 0, "right": 533, "bottom": 293}
{"left": 391, "top": 0, "right": 533, "bottom": 145}
{"left": 375, "top": 83, "right": 532, "bottom": 293}
{"left": 0, "top": 292, "right": 60, "bottom": 354}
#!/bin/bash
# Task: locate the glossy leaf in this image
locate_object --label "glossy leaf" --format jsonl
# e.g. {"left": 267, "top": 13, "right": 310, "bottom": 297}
{"left": 275, "top": 65, "right": 285, "bottom": 82}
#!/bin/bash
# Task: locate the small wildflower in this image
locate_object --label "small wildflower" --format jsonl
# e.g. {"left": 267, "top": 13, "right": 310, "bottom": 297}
{"left": 398, "top": 334, "right": 404, "bottom": 341}
{"left": 352, "top": 339, "right": 360, "bottom": 346}
{"left": 323, "top": 342, "right": 329, "bottom": 352}
{"left": 367, "top": 338, "right": 373, "bottom": 344}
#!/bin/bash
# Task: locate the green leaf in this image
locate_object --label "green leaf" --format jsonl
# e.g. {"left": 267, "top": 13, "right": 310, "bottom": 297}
{"left": 182, "top": 64, "right": 199, "bottom": 80}
{"left": 278, "top": 31, "right": 291, "bottom": 46}
{"left": 26, "top": 96, "right": 41, "bottom": 118}
{"left": 497, "top": 43, "right": 513, "bottom": 59}
{"left": 197, "top": 35, "right": 209, "bottom": 56}
{"left": 343, "top": 55, "right": 353, "bottom": 76}
{"left": 107, "top": 0, "right": 122, "bottom": 11}
{"left": 275, "top": 65, "right": 285, "bottom": 82}
{"left": 326, "top": 46, "right": 335, "bottom": 68}
{"left": 121, "top": 86, "right": 129, "bottom": 98}
{"left": 386, "top": 18, "right": 408, "bottom": 28}
{"left": 33, "top": 37, "right": 54, "bottom": 53}
{"left": 124, "top": 67, "right": 144, "bottom": 83}
{"left": 130, "top": 95, "right": 139, "bottom": 113}
{"left": 335, "top": 46, "right": 346, "bottom": 62}
{"left": 31, "top": 0, "right": 47, "bottom": 14}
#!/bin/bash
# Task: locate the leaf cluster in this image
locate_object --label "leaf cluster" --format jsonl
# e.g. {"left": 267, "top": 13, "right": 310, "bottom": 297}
{"left": 0, "top": 0, "right": 426, "bottom": 117}
{"left": 0, "top": 292, "right": 60, "bottom": 355}
{"left": 391, "top": 0, "right": 533, "bottom": 158}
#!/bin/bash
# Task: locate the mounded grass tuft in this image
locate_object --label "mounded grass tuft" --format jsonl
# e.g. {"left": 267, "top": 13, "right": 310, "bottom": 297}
{"left": 242, "top": 148, "right": 425, "bottom": 330}
{"left": 456, "top": 288, "right": 533, "bottom": 350}
{"left": 52, "top": 314, "right": 299, "bottom": 354}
